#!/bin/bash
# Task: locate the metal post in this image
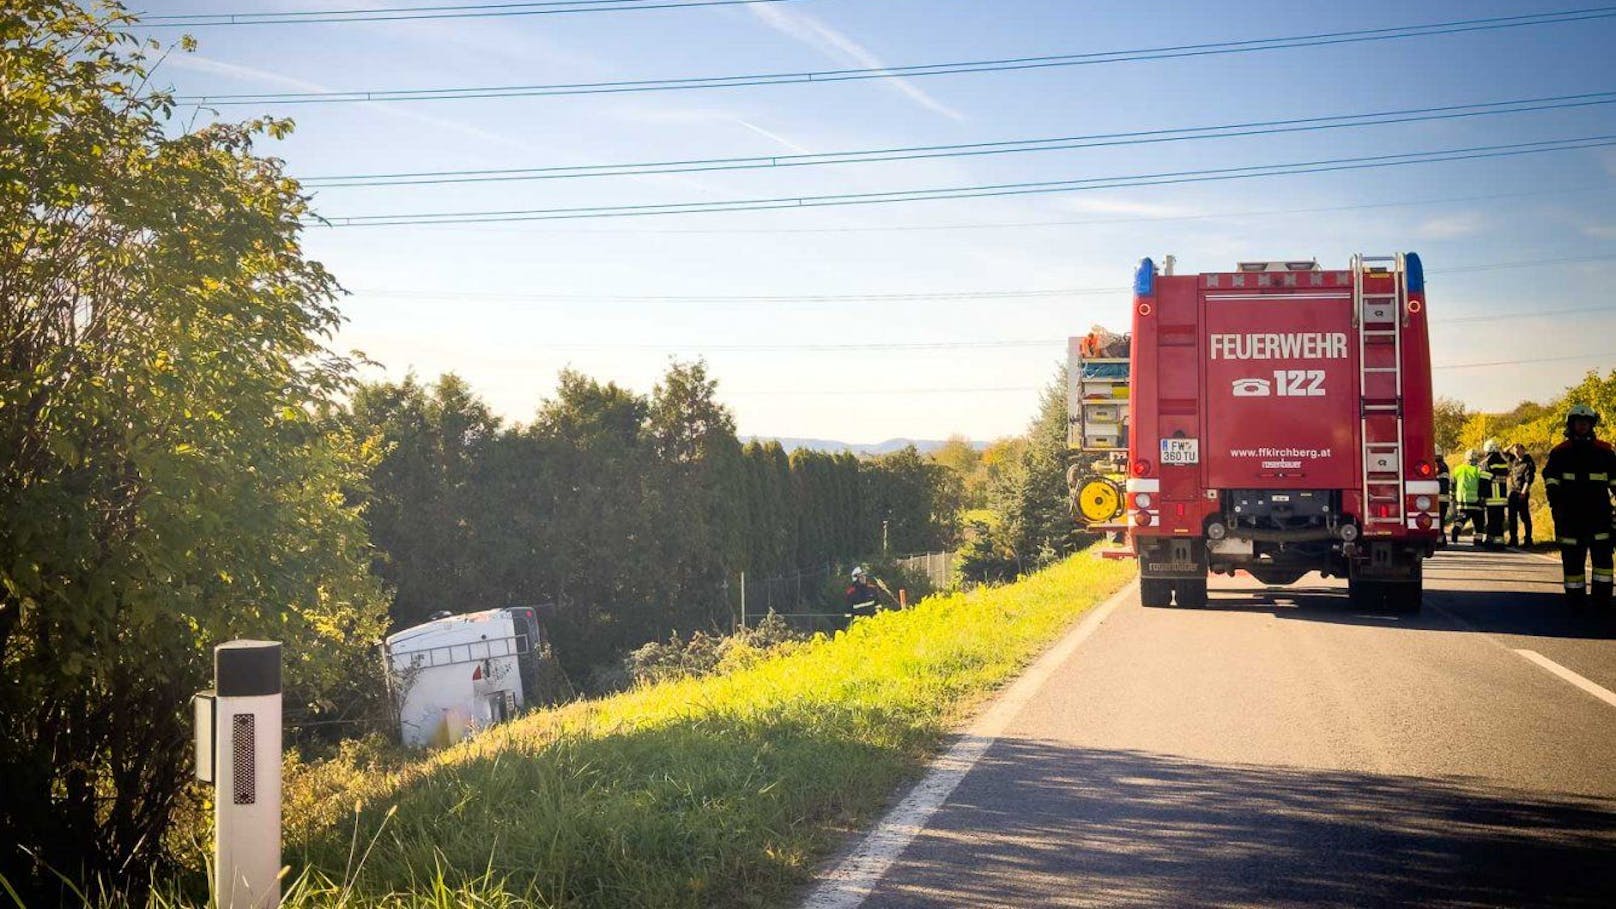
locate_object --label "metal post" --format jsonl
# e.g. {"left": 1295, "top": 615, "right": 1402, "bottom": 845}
{"left": 740, "top": 571, "right": 747, "bottom": 631}
{"left": 882, "top": 520, "right": 889, "bottom": 554}
{"left": 198, "top": 640, "right": 282, "bottom": 909}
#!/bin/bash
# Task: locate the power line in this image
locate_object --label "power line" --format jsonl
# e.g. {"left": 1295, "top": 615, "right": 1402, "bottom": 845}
{"left": 348, "top": 254, "right": 1616, "bottom": 305}
{"left": 321, "top": 135, "right": 1616, "bottom": 225}
{"left": 135, "top": 0, "right": 793, "bottom": 27}
{"left": 361, "top": 184, "right": 1616, "bottom": 236}
{"left": 377, "top": 308, "right": 1616, "bottom": 353}
{"left": 174, "top": 6, "right": 1616, "bottom": 105}
{"left": 350, "top": 287, "right": 1124, "bottom": 303}
{"left": 1444, "top": 302, "right": 1616, "bottom": 323}
{"left": 719, "top": 354, "right": 1614, "bottom": 395}
{"left": 300, "top": 90, "right": 1616, "bottom": 187}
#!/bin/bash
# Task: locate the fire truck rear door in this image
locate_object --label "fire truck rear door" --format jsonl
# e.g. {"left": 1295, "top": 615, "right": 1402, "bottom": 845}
{"left": 1202, "top": 290, "right": 1359, "bottom": 490}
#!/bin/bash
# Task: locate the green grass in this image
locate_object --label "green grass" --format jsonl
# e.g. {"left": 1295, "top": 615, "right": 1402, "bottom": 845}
{"left": 264, "top": 549, "right": 1133, "bottom": 907}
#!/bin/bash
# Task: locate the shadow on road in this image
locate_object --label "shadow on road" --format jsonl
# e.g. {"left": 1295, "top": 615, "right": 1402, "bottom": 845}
{"left": 1191, "top": 548, "right": 1616, "bottom": 640}
{"left": 871, "top": 740, "right": 1616, "bottom": 908}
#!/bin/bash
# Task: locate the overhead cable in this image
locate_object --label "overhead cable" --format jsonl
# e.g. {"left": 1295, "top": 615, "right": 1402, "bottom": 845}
{"left": 362, "top": 185, "right": 1616, "bottom": 236}
{"left": 302, "top": 91, "right": 1616, "bottom": 187}
{"left": 345, "top": 256, "right": 1616, "bottom": 305}
{"left": 174, "top": 6, "right": 1616, "bottom": 105}
{"left": 135, "top": 0, "right": 793, "bottom": 27}
{"left": 718, "top": 354, "right": 1616, "bottom": 395}
{"left": 319, "top": 135, "right": 1616, "bottom": 225}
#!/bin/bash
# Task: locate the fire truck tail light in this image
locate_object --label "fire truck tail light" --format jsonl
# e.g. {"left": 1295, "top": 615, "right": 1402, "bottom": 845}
{"left": 1415, "top": 514, "right": 1433, "bottom": 530}
{"left": 1132, "top": 459, "right": 1152, "bottom": 477}
{"left": 1175, "top": 503, "right": 1186, "bottom": 517}
{"left": 1414, "top": 460, "right": 1435, "bottom": 479}
{"left": 1132, "top": 492, "right": 1152, "bottom": 509}
{"left": 1413, "top": 495, "right": 1432, "bottom": 511}
{"left": 1134, "top": 511, "right": 1153, "bottom": 527}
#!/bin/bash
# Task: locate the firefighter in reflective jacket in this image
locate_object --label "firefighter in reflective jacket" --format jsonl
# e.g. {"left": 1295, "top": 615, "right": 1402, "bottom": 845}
{"left": 1542, "top": 405, "right": 1616, "bottom": 606}
{"left": 1450, "top": 451, "right": 1483, "bottom": 545}
{"left": 1481, "top": 439, "right": 1510, "bottom": 549}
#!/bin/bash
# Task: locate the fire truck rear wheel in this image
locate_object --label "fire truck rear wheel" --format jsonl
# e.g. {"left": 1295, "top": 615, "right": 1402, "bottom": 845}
{"left": 1173, "top": 578, "right": 1208, "bottom": 608}
{"left": 1140, "top": 578, "right": 1173, "bottom": 608}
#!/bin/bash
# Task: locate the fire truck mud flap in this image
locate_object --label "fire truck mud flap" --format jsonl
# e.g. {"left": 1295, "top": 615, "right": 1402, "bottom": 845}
{"left": 1138, "top": 538, "right": 1208, "bottom": 609}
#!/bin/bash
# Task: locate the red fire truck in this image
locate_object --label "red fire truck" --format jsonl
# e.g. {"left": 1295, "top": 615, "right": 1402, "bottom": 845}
{"left": 1120, "top": 253, "right": 1440, "bottom": 612}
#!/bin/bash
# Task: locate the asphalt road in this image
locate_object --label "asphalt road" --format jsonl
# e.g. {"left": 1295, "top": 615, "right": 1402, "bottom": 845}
{"left": 824, "top": 546, "right": 1616, "bottom": 908}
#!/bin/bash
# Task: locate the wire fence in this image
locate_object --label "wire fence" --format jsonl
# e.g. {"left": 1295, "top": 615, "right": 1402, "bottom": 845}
{"left": 893, "top": 550, "right": 956, "bottom": 591}
{"left": 739, "top": 551, "right": 958, "bottom": 634}
{"left": 739, "top": 562, "right": 845, "bottom": 635}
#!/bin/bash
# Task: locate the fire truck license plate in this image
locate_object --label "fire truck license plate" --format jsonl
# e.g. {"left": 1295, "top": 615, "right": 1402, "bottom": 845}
{"left": 1160, "top": 438, "right": 1200, "bottom": 465}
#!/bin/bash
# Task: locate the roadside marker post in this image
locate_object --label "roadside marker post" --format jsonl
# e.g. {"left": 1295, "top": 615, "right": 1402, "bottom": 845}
{"left": 195, "top": 640, "right": 283, "bottom": 908}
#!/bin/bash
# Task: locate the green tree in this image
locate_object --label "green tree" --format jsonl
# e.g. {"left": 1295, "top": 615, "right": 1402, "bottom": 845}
{"left": 1432, "top": 396, "right": 1470, "bottom": 457}
{"left": 646, "top": 360, "right": 745, "bottom": 632}
{"left": 347, "top": 374, "right": 502, "bottom": 629}
{"left": 862, "top": 446, "right": 960, "bottom": 554}
{"left": 0, "top": 2, "right": 387, "bottom": 897}
{"left": 527, "top": 370, "right": 660, "bottom": 676}
{"left": 979, "top": 365, "right": 1085, "bottom": 576}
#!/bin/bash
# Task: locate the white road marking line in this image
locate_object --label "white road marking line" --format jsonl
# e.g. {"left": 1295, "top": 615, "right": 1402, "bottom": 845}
{"left": 1515, "top": 649, "right": 1616, "bottom": 708}
{"left": 800, "top": 580, "right": 1137, "bottom": 909}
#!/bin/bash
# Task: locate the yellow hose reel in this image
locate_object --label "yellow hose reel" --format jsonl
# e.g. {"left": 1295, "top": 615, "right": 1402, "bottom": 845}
{"left": 1071, "top": 472, "right": 1124, "bottom": 525}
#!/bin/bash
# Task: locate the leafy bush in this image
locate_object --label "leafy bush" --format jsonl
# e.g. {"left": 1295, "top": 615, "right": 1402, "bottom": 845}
{"left": 623, "top": 612, "right": 805, "bottom": 686}
{"left": 0, "top": 4, "right": 388, "bottom": 899}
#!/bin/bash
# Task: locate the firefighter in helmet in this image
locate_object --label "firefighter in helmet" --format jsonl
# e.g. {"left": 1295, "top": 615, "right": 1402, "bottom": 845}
{"left": 1450, "top": 450, "right": 1483, "bottom": 545}
{"left": 1481, "top": 439, "right": 1510, "bottom": 550}
{"left": 1542, "top": 404, "right": 1616, "bottom": 606}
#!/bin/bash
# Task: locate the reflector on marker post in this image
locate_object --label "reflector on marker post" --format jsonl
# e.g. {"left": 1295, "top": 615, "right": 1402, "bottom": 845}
{"left": 205, "top": 640, "right": 282, "bottom": 909}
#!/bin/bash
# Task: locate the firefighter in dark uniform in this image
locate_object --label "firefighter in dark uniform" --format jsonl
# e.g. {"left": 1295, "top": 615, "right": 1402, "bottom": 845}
{"left": 1436, "top": 454, "right": 1452, "bottom": 536}
{"left": 1542, "top": 405, "right": 1616, "bottom": 607}
{"left": 1481, "top": 439, "right": 1510, "bottom": 549}
{"left": 1506, "top": 442, "right": 1536, "bottom": 548}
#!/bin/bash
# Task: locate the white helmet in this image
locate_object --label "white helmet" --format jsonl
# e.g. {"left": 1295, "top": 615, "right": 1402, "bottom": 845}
{"left": 1483, "top": 439, "right": 1499, "bottom": 454}
{"left": 850, "top": 566, "right": 866, "bottom": 581}
{"left": 1464, "top": 449, "right": 1477, "bottom": 464}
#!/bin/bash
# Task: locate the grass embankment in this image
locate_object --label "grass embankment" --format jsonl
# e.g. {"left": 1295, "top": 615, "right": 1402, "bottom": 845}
{"left": 272, "top": 549, "right": 1134, "bottom": 907}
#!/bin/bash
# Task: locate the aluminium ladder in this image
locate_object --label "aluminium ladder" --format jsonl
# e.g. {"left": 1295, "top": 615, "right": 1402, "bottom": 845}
{"left": 1352, "top": 253, "right": 1407, "bottom": 533}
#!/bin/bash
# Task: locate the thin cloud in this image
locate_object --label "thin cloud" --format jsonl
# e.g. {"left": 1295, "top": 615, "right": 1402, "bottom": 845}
{"left": 730, "top": 118, "right": 815, "bottom": 155}
{"left": 749, "top": 5, "right": 966, "bottom": 122}
{"left": 1057, "top": 196, "right": 1203, "bottom": 218}
{"left": 1416, "top": 212, "right": 1487, "bottom": 239}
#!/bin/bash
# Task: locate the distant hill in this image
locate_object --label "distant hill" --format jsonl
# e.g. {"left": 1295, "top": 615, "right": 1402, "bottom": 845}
{"left": 748, "top": 437, "right": 985, "bottom": 455}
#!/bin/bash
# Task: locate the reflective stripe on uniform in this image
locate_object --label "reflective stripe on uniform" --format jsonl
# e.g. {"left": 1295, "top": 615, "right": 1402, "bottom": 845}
{"left": 1545, "top": 477, "right": 1561, "bottom": 485}
{"left": 1566, "top": 580, "right": 1587, "bottom": 590}
{"left": 1594, "top": 569, "right": 1615, "bottom": 583}
{"left": 1595, "top": 532, "right": 1612, "bottom": 541}
{"left": 1591, "top": 472, "right": 1610, "bottom": 481}
{"left": 1560, "top": 537, "right": 1581, "bottom": 546}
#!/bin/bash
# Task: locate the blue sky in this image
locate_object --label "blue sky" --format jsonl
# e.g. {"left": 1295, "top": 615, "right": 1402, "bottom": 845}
{"left": 137, "top": 0, "right": 1616, "bottom": 442}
